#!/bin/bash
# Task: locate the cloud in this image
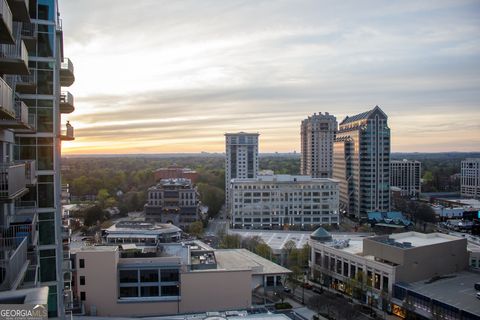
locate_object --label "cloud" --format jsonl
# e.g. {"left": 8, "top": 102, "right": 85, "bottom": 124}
{"left": 59, "top": 0, "right": 480, "bottom": 154}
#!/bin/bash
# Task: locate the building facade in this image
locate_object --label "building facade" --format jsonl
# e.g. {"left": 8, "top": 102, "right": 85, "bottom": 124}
{"left": 390, "top": 159, "right": 421, "bottom": 198}
{"left": 301, "top": 112, "right": 337, "bottom": 178}
{"left": 144, "top": 179, "right": 200, "bottom": 229}
{"left": 461, "top": 158, "right": 480, "bottom": 199}
{"left": 72, "top": 241, "right": 290, "bottom": 317}
{"left": 310, "top": 231, "right": 470, "bottom": 314}
{"left": 333, "top": 106, "right": 390, "bottom": 219}
{"left": 230, "top": 175, "right": 339, "bottom": 229}
{"left": 225, "top": 132, "right": 259, "bottom": 208}
{"left": 1, "top": 0, "right": 74, "bottom": 317}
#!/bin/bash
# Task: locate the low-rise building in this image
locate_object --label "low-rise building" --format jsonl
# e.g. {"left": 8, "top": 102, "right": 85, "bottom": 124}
{"left": 71, "top": 241, "right": 290, "bottom": 317}
{"left": 310, "top": 230, "right": 472, "bottom": 313}
{"left": 104, "top": 221, "right": 182, "bottom": 245}
{"left": 230, "top": 175, "right": 339, "bottom": 230}
{"left": 145, "top": 178, "right": 200, "bottom": 229}
{"left": 154, "top": 165, "right": 198, "bottom": 184}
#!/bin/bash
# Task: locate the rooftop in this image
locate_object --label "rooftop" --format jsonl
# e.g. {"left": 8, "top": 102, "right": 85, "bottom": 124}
{"left": 215, "top": 249, "right": 291, "bottom": 275}
{"left": 106, "top": 221, "right": 181, "bottom": 235}
{"left": 387, "top": 232, "right": 462, "bottom": 247}
{"left": 232, "top": 174, "right": 338, "bottom": 184}
{"left": 396, "top": 271, "right": 480, "bottom": 317}
{"left": 339, "top": 106, "right": 387, "bottom": 126}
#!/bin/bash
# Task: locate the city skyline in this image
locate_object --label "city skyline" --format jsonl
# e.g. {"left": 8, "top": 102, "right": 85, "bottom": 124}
{"left": 60, "top": 0, "right": 480, "bottom": 154}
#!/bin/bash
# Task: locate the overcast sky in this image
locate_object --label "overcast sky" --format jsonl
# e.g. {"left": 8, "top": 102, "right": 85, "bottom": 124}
{"left": 60, "top": 0, "right": 480, "bottom": 154}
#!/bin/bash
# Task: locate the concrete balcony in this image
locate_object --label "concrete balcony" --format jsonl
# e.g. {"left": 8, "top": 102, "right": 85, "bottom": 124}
{"left": 6, "top": 0, "right": 29, "bottom": 22}
{"left": 15, "top": 67, "right": 36, "bottom": 93}
{"left": 22, "top": 159, "right": 36, "bottom": 185}
{"left": 0, "top": 0, "right": 14, "bottom": 44}
{"left": 0, "top": 162, "right": 27, "bottom": 200}
{"left": 60, "top": 91, "right": 74, "bottom": 113}
{"left": 60, "top": 122, "right": 75, "bottom": 141}
{"left": 0, "top": 99, "right": 34, "bottom": 131}
{"left": 0, "top": 76, "right": 14, "bottom": 119}
{"left": 0, "top": 236, "right": 29, "bottom": 290}
{"left": 60, "top": 58, "right": 75, "bottom": 87}
{"left": 20, "top": 20, "right": 35, "bottom": 50}
{"left": 0, "top": 39, "right": 28, "bottom": 74}
{"left": 2, "top": 211, "right": 38, "bottom": 246}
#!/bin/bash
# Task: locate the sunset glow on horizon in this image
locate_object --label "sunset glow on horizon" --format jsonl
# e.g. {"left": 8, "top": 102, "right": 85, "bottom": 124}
{"left": 60, "top": 0, "right": 480, "bottom": 155}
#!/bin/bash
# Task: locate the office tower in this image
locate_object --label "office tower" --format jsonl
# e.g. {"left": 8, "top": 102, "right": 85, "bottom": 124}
{"left": 230, "top": 175, "right": 339, "bottom": 229}
{"left": 390, "top": 159, "right": 421, "bottom": 197}
{"left": 333, "top": 106, "right": 390, "bottom": 219}
{"left": 301, "top": 112, "right": 337, "bottom": 178}
{"left": 144, "top": 178, "right": 200, "bottom": 229}
{"left": 461, "top": 158, "right": 480, "bottom": 199}
{"left": 225, "top": 132, "right": 259, "bottom": 208}
{"left": 0, "top": 0, "right": 75, "bottom": 317}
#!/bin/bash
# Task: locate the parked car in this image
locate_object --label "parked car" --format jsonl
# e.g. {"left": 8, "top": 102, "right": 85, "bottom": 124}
{"left": 475, "top": 282, "right": 480, "bottom": 291}
{"left": 312, "top": 287, "right": 324, "bottom": 294}
{"left": 476, "top": 292, "right": 480, "bottom": 300}
{"left": 302, "top": 283, "right": 313, "bottom": 289}
{"left": 283, "top": 287, "right": 291, "bottom": 293}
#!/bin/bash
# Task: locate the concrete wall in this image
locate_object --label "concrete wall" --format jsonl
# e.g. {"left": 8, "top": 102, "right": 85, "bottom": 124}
{"left": 75, "top": 250, "right": 252, "bottom": 317}
{"left": 180, "top": 270, "right": 252, "bottom": 314}
{"left": 363, "top": 237, "right": 469, "bottom": 283}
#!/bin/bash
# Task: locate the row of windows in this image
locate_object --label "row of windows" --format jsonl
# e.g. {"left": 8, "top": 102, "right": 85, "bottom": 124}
{"left": 119, "top": 269, "right": 179, "bottom": 283}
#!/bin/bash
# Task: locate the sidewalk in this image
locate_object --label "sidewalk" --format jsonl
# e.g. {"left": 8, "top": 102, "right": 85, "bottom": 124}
{"left": 283, "top": 296, "right": 327, "bottom": 320}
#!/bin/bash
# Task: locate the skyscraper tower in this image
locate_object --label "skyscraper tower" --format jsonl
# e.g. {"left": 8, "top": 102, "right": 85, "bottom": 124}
{"left": 225, "top": 132, "right": 259, "bottom": 208}
{"left": 301, "top": 112, "right": 337, "bottom": 178}
{"left": 333, "top": 106, "right": 390, "bottom": 219}
{"left": 0, "top": 0, "right": 75, "bottom": 317}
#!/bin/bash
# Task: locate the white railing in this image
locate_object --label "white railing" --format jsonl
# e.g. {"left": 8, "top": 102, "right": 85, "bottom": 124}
{"left": 0, "top": 0, "right": 13, "bottom": 37}
{"left": 0, "top": 39, "right": 28, "bottom": 65}
{"left": 0, "top": 76, "right": 14, "bottom": 117}
{"left": 61, "top": 58, "right": 74, "bottom": 74}
{"left": 0, "top": 162, "right": 26, "bottom": 199}
{"left": 14, "top": 99, "right": 28, "bottom": 124}
{"left": 18, "top": 68, "right": 36, "bottom": 85}
{"left": 0, "top": 237, "right": 28, "bottom": 290}
{"left": 64, "top": 123, "right": 74, "bottom": 139}
{"left": 61, "top": 91, "right": 74, "bottom": 105}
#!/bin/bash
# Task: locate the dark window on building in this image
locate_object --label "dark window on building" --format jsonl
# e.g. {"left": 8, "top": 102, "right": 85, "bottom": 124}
{"left": 161, "top": 269, "right": 179, "bottom": 282}
{"left": 119, "top": 270, "right": 138, "bottom": 283}
{"left": 80, "top": 292, "right": 86, "bottom": 301}
{"left": 80, "top": 276, "right": 85, "bottom": 286}
{"left": 141, "top": 286, "right": 159, "bottom": 297}
{"left": 79, "top": 259, "right": 85, "bottom": 268}
{"left": 161, "top": 285, "right": 179, "bottom": 296}
{"left": 119, "top": 287, "right": 138, "bottom": 298}
{"left": 140, "top": 269, "right": 159, "bottom": 283}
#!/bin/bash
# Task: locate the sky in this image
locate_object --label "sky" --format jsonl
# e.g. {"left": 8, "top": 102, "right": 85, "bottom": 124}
{"left": 59, "top": 0, "right": 480, "bottom": 154}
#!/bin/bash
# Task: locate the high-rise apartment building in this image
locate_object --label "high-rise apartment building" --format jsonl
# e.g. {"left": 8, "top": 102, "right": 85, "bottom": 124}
{"left": 225, "top": 132, "right": 259, "bottom": 208}
{"left": 0, "top": 0, "right": 74, "bottom": 317}
{"left": 333, "top": 106, "right": 390, "bottom": 219}
{"left": 390, "top": 159, "right": 421, "bottom": 198}
{"left": 461, "top": 158, "right": 480, "bottom": 199}
{"left": 301, "top": 112, "right": 337, "bottom": 178}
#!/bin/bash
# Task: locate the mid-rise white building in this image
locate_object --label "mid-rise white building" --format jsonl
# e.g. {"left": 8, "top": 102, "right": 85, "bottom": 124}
{"left": 390, "top": 159, "right": 421, "bottom": 197}
{"left": 230, "top": 175, "right": 339, "bottom": 229}
{"left": 225, "top": 132, "right": 259, "bottom": 207}
{"left": 461, "top": 158, "right": 480, "bottom": 199}
{"left": 301, "top": 112, "right": 337, "bottom": 178}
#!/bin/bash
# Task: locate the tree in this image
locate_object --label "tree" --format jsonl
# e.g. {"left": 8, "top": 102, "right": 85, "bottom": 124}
{"left": 83, "top": 205, "right": 106, "bottom": 226}
{"left": 97, "top": 188, "right": 110, "bottom": 208}
{"left": 255, "top": 242, "right": 273, "bottom": 261}
{"left": 188, "top": 221, "right": 204, "bottom": 238}
{"left": 219, "top": 234, "right": 242, "bottom": 248}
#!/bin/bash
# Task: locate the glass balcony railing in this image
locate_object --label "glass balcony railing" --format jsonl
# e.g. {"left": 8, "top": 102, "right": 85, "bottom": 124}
{"left": 0, "top": 162, "right": 27, "bottom": 200}
{"left": 0, "top": 236, "right": 28, "bottom": 290}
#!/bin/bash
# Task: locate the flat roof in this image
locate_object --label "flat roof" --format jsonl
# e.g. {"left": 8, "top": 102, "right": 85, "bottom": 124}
{"left": 214, "top": 249, "right": 291, "bottom": 275}
{"left": 388, "top": 232, "right": 462, "bottom": 247}
{"left": 230, "top": 229, "right": 371, "bottom": 254}
{"left": 106, "top": 221, "right": 181, "bottom": 235}
{"left": 231, "top": 175, "right": 338, "bottom": 184}
{"left": 397, "top": 271, "right": 480, "bottom": 316}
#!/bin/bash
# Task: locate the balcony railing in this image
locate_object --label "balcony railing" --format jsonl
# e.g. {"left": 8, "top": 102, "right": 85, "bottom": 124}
{"left": 15, "top": 67, "right": 36, "bottom": 93}
{"left": 23, "top": 159, "right": 36, "bottom": 185}
{"left": 0, "top": 0, "right": 13, "bottom": 43}
{"left": 14, "top": 98, "right": 27, "bottom": 122}
{"left": 61, "top": 122, "right": 75, "bottom": 141}
{"left": 0, "top": 236, "right": 28, "bottom": 290}
{"left": 21, "top": 20, "right": 35, "bottom": 37}
{"left": 0, "top": 39, "right": 28, "bottom": 74}
{"left": 0, "top": 162, "right": 27, "bottom": 200}
{"left": 3, "top": 211, "right": 38, "bottom": 246}
{"left": 0, "top": 76, "right": 14, "bottom": 119}
{"left": 60, "top": 58, "right": 75, "bottom": 87}
{"left": 15, "top": 200, "right": 36, "bottom": 215}
{"left": 60, "top": 91, "right": 74, "bottom": 113}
